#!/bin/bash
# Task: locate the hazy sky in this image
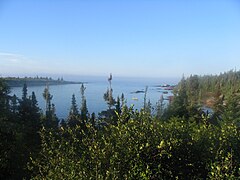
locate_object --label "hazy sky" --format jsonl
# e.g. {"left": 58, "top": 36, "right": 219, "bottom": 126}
{"left": 0, "top": 0, "right": 240, "bottom": 79}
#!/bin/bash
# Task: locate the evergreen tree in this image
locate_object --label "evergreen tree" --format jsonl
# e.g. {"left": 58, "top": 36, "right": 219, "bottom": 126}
{"left": 43, "top": 85, "right": 52, "bottom": 115}
{"left": 121, "top": 93, "right": 126, "bottom": 107}
{"left": 187, "top": 75, "right": 199, "bottom": 106}
{"left": 0, "top": 79, "right": 17, "bottom": 179}
{"left": 100, "top": 74, "right": 119, "bottom": 124}
{"left": 80, "top": 84, "right": 88, "bottom": 123}
{"left": 104, "top": 74, "right": 116, "bottom": 109}
{"left": 166, "top": 76, "right": 189, "bottom": 119}
{"left": 115, "top": 96, "right": 121, "bottom": 115}
{"left": 90, "top": 112, "right": 96, "bottom": 127}
{"left": 42, "top": 86, "right": 58, "bottom": 128}
{"left": 18, "top": 83, "right": 32, "bottom": 126}
{"left": 70, "top": 94, "right": 79, "bottom": 116}
{"left": 156, "top": 94, "right": 164, "bottom": 119}
{"left": 31, "top": 92, "right": 39, "bottom": 113}
{"left": 16, "top": 84, "right": 42, "bottom": 179}
{"left": 143, "top": 86, "right": 148, "bottom": 112}
{"left": 50, "top": 103, "right": 59, "bottom": 128}
{"left": 104, "top": 88, "right": 116, "bottom": 109}
{"left": 22, "top": 83, "right": 27, "bottom": 101}
{"left": 221, "top": 93, "right": 240, "bottom": 123}
{"left": 60, "top": 119, "right": 67, "bottom": 128}
{"left": 68, "top": 94, "right": 80, "bottom": 127}
{"left": 10, "top": 94, "right": 18, "bottom": 114}
{"left": 30, "top": 92, "right": 41, "bottom": 134}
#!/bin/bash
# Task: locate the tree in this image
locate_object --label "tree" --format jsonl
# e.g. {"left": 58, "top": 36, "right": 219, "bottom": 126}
{"left": 70, "top": 94, "right": 79, "bottom": 116}
{"left": 187, "top": 75, "right": 199, "bottom": 106}
{"left": 18, "top": 83, "right": 32, "bottom": 126}
{"left": 80, "top": 84, "right": 88, "bottom": 123}
{"left": 115, "top": 96, "right": 121, "bottom": 115}
{"left": 43, "top": 85, "right": 52, "bottom": 115}
{"left": 100, "top": 74, "right": 119, "bottom": 124}
{"left": 221, "top": 92, "right": 240, "bottom": 123}
{"left": 104, "top": 74, "right": 116, "bottom": 109}
{"left": 22, "top": 83, "right": 28, "bottom": 101}
{"left": 10, "top": 94, "right": 18, "bottom": 114}
{"left": 30, "top": 92, "right": 41, "bottom": 135}
{"left": 90, "top": 112, "right": 96, "bottom": 127}
{"left": 31, "top": 92, "right": 40, "bottom": 116}
{"left": 143, "top": 86, "right": 148, "bottom": 112}
{"left": 42, "top": 85, "right": 58, "bottom": 128}
{"left": 68, "top": 94, "right": 80, "bottom": 127}
{"left": 165, "top": 76, "right": 189, "bottom": 119}
{"left": 156, "top": 94, "right": 164, "bottom": 119}
{"left": 121, "top": 93, "right": 126, "bottom": 108}
{"left": 16, "top": 84, "right": 42, "bottom": 179}
{"left": 0, "top": 79, "right": 17, "bottom": 179}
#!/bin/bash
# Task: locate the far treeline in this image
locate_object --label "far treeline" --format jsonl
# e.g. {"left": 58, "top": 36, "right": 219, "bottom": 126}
{"left": 0, "top": 70, "right": 240, "bottom": 179}
{"left": 3, "top": 76, "right": 83, "bottom": 87}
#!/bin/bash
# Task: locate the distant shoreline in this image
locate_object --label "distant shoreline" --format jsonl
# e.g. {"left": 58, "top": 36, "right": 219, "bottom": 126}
{"left": 1, "top": 77, "right": 84, "bottom": 87}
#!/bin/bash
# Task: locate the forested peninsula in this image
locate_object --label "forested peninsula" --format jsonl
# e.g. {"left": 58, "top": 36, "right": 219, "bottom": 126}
{"left": 1, "top": 70, "right": 240, "bottom": 179}
{"left": 3, "top": 76, "right": 83, "bottom": 87}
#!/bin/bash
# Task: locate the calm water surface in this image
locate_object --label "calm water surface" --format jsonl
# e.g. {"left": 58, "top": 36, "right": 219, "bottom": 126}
{"left": 10, "top": 77, "right": 178, "bottom": 119}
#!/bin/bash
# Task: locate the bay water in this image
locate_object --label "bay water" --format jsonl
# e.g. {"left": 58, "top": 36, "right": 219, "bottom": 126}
{"left": 10, "top": 77, "right": 179, "bottom": 119}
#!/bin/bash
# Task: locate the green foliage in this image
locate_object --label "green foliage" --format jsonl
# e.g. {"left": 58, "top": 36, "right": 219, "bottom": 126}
{"left": 165, "top": 76, "right": 189, "bottom": 119}
{"left": 80, "top": 84, "right": 88, "bottom": 123}
{"left": 0, "top": 81, "right": 42, "bottom": 179}
{"left": 30, "top": 109, "right": 240, "bottom": 179}
{"left": 0, "top": 79, "right": 10, "bottom": 113}
{"left": 103, "top": 88, "right": 116, "bottom": 109}
{"left": 221, "top": 93, "right": 240, "bottom": 123}
{"left": 187, "top": 75, "right": 200, "bottom": 105}
{"left": 70, "top": 94, "right": 79, "bottom": 116}
{"left": 165, "top": 70, "right": 240, "bottom": 125}
{"left": 208, "top": 121, "right": 240, "bottom": 179}
{"left": 2, "top": 70, "right": 240, "bottom": 179}
{"left": 68, "top": 94, "right": 80, "bottom": 127}
{"left": 0, "top": 79, "right": 16, "bottom": 179}
{"left": 155, "top": 94, "right": 164, "bottom": 119}
{"left": 42, "top": 86, "right": 58, "bottom": 128}
{"left": 101, "top": 82, "right": 122, "bottom": 125}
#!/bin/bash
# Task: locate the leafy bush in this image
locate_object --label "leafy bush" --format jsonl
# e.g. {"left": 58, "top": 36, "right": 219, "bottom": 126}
{"left": 30, "top": 109, "right": 240, "bottom": 179}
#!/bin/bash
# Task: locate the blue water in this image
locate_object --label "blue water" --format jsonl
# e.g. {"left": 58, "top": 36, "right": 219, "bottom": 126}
{"left": 10, "top": 77, "right": 179, "bottom": 119}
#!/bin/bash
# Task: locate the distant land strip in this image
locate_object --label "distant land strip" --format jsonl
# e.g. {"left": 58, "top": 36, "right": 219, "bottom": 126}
{"left": 1, "top": 77, "right": 83, "bottom": 87}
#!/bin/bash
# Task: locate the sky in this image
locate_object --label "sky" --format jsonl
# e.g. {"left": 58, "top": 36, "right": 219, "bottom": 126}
{"left": 0, "top": 0, "right": 240, "bottom": 79}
